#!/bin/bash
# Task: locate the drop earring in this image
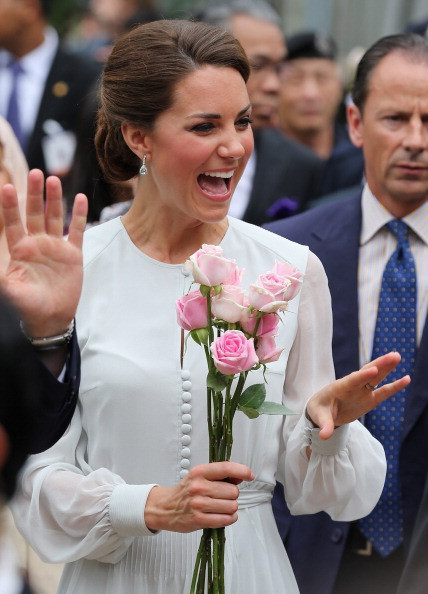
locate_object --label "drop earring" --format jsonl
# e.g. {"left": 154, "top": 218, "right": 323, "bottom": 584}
{"left": 139, "top": 155, "right": 148, "bottom": 175}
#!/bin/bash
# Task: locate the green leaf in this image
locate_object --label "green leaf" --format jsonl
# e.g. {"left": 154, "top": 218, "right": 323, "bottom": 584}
{"left": 237, "top": 406, "right": 260, "bottom": 419}
{"left": 238, "top": 383, "right": 266, "bottom": 409}
{"left": 257, "top": 401, "right": 297, "bottom": 416}
{"left": 213, "top": 284, "right": 222, "bottom": 296}
{"left": 190, "top": 327, "right": 209, "bottom": 345}
{"left": 200, "top": 285, "right": 211, "bottom": 297}
{"left": 206, "top": 369, "right": 230, "bottom": 391}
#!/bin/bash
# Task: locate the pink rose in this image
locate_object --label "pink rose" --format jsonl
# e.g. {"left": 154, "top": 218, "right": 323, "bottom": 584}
{"left": 240, "top": 310, "right": 279, "bottom": 337}
{"left": 272, "top": 261, "right": 303, "bottom": 301}
{"left": 176, "top": 289, "right": 208, "bottom": 331}
{"left": 211, "top": 285, "right": 246, "bottom": 323}
{"left": 184, "top": 244, "right": 239, "bottom": 287}
{"left": 247, "top": 283, "right": 288, "bottom": 313}
{"left": 256, "top": 336, "right": 284, "bottom": 364}
{"left": 210, "top": 330, "right": 259, "bottom": 375}
{"left": 223, "top": 265, "right": 244, "bottom": 287}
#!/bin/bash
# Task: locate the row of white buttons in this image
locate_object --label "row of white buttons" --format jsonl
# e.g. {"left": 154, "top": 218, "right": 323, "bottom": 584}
{"left": 180, "top": 369, "right": 192, "bottom": 478}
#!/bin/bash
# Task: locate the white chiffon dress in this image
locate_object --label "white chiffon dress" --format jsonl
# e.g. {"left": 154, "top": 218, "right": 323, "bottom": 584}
{"left": 12, "top": 217, "right": 387, "bottom": 594}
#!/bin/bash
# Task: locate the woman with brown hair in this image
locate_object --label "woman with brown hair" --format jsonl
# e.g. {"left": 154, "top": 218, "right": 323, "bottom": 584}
{"left": 9, "top": 19, "right": 407, "bottom": 594}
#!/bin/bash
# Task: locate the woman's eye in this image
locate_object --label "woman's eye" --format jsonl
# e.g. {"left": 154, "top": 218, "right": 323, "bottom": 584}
{"left": 191, "top": 122, "right": 215, "bottom": 133}
{"left": 236, "top": 116, "right": 254, "bottom": 129}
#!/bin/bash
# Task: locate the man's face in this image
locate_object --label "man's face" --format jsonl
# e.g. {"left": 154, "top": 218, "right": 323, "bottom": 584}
{"left": 279, "top": 58, "right": 343, "bottom": 136}
{"left": 0, "top": 0, "right": 27, "bottom": 49}
{"left": 348, "top": 51, "right": 428, "bottom": 217}
{"left": 230, "top": 14, "right": 287, "bottom": 130}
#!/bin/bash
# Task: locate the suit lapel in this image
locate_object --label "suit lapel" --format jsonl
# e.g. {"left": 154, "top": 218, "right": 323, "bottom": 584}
{"left": 310, "top": 195, "right": 362, "bottom": 378}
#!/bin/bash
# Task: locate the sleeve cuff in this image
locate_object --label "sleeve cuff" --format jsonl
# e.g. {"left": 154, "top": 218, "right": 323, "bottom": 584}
{"left": 109, "top": 483, "right": 159, "bottom": 537}
{"left": 304, "top": 414, "right": 350, "bottom": 455}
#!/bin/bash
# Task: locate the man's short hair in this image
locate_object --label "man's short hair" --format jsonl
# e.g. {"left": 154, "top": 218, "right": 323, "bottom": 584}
{"left": 193, "top": 0, "right": 281, "bottom": 31}
{"left": 352, "top": 33, "right": 428, "bottom": 112}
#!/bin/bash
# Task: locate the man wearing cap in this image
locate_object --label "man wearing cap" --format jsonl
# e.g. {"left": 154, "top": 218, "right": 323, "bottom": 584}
{"left": 279, "top": 31, "right": 364, "bottom": 197}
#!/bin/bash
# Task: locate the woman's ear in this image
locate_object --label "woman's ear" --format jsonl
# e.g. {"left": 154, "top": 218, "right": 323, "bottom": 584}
{"left": 121, "top": 122, "right": 152, "bottom": 160}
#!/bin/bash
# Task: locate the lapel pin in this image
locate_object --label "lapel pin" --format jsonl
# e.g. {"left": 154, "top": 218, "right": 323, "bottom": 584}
{"left": 52, "top": 81, "right": 69, "bottom": 98}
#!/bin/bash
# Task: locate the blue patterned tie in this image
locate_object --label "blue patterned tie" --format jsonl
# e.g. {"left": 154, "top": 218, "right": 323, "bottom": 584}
{"left": 359, "top": 219, "right": 417, "bottom": 556}
{"left": 6, "top": 60, "right": 26, "bottom": 149}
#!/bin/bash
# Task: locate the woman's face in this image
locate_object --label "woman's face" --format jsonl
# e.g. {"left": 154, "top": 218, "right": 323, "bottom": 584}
{"left": 141, "top": 65, "right": 254, "bottom": 224}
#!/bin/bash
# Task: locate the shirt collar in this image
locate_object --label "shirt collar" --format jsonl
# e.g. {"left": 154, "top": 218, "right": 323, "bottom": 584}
{"left": 361, "top": 183, "right": 428, "bottom": 246}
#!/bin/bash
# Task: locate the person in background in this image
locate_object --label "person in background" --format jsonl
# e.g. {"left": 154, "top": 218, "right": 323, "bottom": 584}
{"left": 0, "top": 116, "right": 28, "bottom": 271}
{"left": 0, "top": 162, "right": 86, "bottom": 593}
{"left": 0, "top": 0, "right": 100, "bottom": 182}
{"left": 0, "top": 285, "right": 84, "bottom": 594}
{"left": 194, "top": 0, "right": 325, "bottom": 225}
{"left": 279, "top": 31, "right": 364, "bottom": 198}
{"left": 67, "top": 0, "right": 162, "bottom": 63}
{"left": 5, "top": 19, "right": 408, "bottom": 594}
{"left": 0, "top": 117, "right": 86, "bottom": 593}
{"left": 266, "top": 33, "right": 428, "bottom": 594}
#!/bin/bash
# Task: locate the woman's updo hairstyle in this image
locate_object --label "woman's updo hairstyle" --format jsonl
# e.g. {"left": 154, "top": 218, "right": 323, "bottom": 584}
{"left": 95, "top": 19, "right": 250, "bottom": 183}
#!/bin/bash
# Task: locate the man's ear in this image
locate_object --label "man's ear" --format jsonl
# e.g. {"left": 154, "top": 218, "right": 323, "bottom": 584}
{"left": 347, "top": 103, "right": 364, "bottom": 148}
{"left": 0, "top": 425, "right": 10, "bottom": 470}
{"left": 121, "top": 122, "right": 152, "bottom": 161}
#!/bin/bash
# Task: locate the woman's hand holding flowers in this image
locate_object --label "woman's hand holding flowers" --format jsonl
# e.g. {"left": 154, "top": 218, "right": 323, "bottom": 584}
{"left": 144, "top": 462, "right": 255, "bottom": 533}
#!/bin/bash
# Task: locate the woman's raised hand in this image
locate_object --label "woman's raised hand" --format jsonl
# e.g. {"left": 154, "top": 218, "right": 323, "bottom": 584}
{"left": 306, "top": 351, "right": 411, "bottom": 440}
{"left": 0, "top": 169, "right": 87, "bottom": 338}
{"left": 144, "top": 462, "right": 254, "bottom": 533}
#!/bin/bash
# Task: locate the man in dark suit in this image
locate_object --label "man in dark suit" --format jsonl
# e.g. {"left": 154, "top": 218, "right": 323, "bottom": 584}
{"left": 0, "top": 0, "right": 100, "bottom": 179}
{"left": 265, "top": 33, "right": 428, "bottom": 594}
{"left": 195, "top": 0, "right": 324, "bottom": 226}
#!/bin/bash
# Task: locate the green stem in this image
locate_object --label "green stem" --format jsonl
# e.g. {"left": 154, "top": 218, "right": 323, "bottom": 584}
{"left": 219, "top": 528, "right": 225, "bottom": 594}
{"left": 207, "top": 532, "right": 213, "bottom": 593}
{"left": 213, "top": 528, "right": 220, "bottom": 594}
{"left": 190, "top": 529, "right": 209, "bottom": 594}
{"left": 230, "top": 371, "right": 248, "bottom": 419}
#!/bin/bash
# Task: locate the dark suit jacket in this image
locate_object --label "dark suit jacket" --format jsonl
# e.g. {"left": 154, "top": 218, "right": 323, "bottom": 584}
{"left": 25, "top": 45, "right": 101, "bottom": 176}
{"left": 242, "top": 128, "right": 324, "bottom": 226}
{"left": 0, "top": 297, "right": 80, "bottom": 500}
{"left": 265, "top": 193, "right": 428, "bottom": 594}
{"left": 397, "top": 471, "right": 428, "bottom": 594}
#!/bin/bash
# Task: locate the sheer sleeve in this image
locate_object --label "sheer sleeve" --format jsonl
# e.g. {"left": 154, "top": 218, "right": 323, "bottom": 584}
{"left": 277, "top": 251, "right": 386, "bottom": 521}
{"left": 11, "top": 404, "right": 158, "bottom": 565}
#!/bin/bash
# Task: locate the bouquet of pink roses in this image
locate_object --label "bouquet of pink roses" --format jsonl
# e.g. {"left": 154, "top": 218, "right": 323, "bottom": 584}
{"left": 175, "top": 244, "right": 303, "bottom": 594}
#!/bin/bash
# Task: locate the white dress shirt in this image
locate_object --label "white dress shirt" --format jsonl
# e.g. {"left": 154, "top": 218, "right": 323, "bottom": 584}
{"left": 228, "top": 149, "right": 256, "bottom": 219}
{"left": 358, "top": 185, "right": 428, "bottom": 366}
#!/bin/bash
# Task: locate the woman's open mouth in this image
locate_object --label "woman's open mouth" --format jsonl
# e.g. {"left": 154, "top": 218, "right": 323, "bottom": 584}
{"left": 197, "top": 170, "right": 234, "bottom": 201}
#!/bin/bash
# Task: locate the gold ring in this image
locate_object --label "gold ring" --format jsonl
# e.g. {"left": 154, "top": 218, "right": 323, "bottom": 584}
{"left": 365, "top": 383, "right": 377, "bottom": 391}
